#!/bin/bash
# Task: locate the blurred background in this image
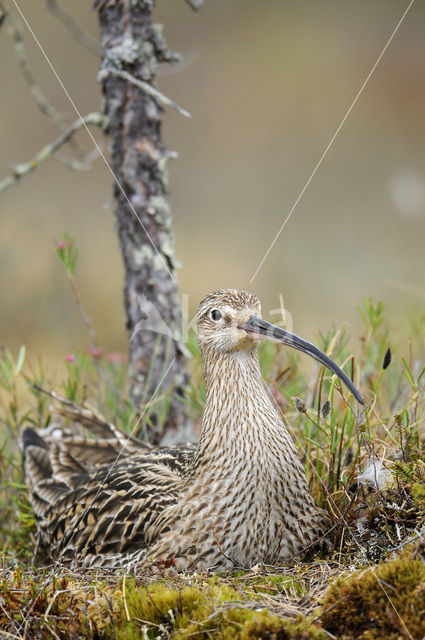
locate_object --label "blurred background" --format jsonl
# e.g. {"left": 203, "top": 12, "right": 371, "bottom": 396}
{"left": 1, "top": 0, "right": 424, "bottom": 364}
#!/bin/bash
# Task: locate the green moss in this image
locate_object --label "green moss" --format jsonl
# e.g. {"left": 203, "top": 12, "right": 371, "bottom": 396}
{"left": 393, "top": 460, "right": 419, "bottom": 482}
{"left": 238, "top": 614, "right": 326, "bottom": 640}
{"left": 234, "top": 574, "right": 304, "bottom": 598}
{"left": 320, "top": 543, "right": 425, "bottom": 640}
{"left": 101, "top": 578, "right": 325, "bottom": 640}
{"left": 0, "top": 569, "right": 325, "bottom": 639}
{"left": 411, "top": 481, "right": 425, "bottom": 502}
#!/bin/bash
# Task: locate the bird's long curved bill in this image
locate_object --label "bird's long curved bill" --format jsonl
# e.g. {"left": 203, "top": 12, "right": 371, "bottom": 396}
{"left": 239, "top": 315, "right": 364, "bottom": 405}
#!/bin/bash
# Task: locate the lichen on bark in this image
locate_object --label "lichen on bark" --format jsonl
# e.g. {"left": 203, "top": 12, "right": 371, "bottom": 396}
{"left": 97, "top": 0, "right": 188, "bottom": 444}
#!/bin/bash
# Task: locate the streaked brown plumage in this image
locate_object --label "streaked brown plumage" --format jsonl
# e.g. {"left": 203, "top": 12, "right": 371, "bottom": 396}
{"left": 23, "top": 289, "right": 363, "bottom": 570}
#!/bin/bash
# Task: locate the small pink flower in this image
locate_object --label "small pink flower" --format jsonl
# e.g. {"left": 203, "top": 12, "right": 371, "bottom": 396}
{"left": 57, "top": 241, "right": 65, "bottom": 250}
{"left": 88, "top": 346, "right": 104, "bottom": 359}
{"left": 65, "top": 354, "right": 75, "bottom": 363}
{"left": 107, "top": 352, "right": 127, "bottom": 364}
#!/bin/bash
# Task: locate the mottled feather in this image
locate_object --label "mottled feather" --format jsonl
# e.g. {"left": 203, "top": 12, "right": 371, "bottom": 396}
{"left": 24, "top": 289, "right": 331, "bottom": 570}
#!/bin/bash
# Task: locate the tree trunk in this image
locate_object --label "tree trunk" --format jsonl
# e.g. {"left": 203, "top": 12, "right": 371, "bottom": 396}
{"left": 97, "top": 0, "right": 188, "bottom": 445}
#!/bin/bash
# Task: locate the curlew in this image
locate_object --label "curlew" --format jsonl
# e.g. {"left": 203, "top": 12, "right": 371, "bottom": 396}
{"left": 23, "top": 289, "right": 363, "bottom": 570}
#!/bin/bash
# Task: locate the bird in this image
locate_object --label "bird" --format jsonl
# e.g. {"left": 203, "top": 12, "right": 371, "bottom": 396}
{"left": 23, "top": 289, "right": 363, "bottom": 571}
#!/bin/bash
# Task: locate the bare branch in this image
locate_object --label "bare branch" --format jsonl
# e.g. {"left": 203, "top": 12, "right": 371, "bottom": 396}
{"left": 53, "top": 140, "right": 103, "bottom": 170}
{"left": 158, "top": 49, "right": 200, "bottom": 77}
{"left": 46, "top": 0, "right": 101, "bottom": 56}
{"left": 7, "top": 10, "right": 88, "bottom": 160}
{"left": 0, "top": 112, "right": 106, "bottom": 193}
{"left": 98, "top": 68, "right": 191, "bottom": 118}
{"left": 8, "top": 11, "right": 65, "bottom": 126}
{"left": 52, "top": 151, "right": 92, "bottom": 171}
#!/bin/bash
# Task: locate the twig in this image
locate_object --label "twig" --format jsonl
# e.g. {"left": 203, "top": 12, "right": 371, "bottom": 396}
{"left": 0, "top": 112, "right": 106, "bottom": 192}
{"left": 8, "top": 13, "right": 95, "bottom": 162}
{"left": 158, "top": 49, "right": 200, "bottom": 77}
{"left": 98, "top": 68, "right": 191, "bottom": 118}
{"left": 212, "top": 531, "right": 246, "bottom": 570}
{"left": 203, "top": 600, "right": 267, "bottom": 624}
{"left": 43, "top": 620, "right": 61, "bottom": 640}
{"left": 46, "top": 0, "right": 101, "bottom": 55}
{"left": 7, "top": 10, "right": 87, "bottom": 160}
{"left": 30, "top": 384, "right": 74, "bottom": 405}
{"left": 8, "top": 12, "right": 65, "bottom": 126}
{"left": 0, "top": 628, "right": 24, "bottom": 640}
{"left": 311, "top": 600, "right": 341, "bottom": 624}
{"left": 389, "top": 526, "right": 425, "bottom": 553}
{"left": 133, "top": 617, "right": 162, "bottom": 628}
{"left": 122, "top": 574, "right": 131, "bottom": 622}
{"left": 68, "top": 274, "right": 97, "bottom": 349}
{"left": 50, "top": 151, "right": 91, "bottom": 171}
{"left": 143, "top": 584, "right": 165, "bottom": 619}
{"left": 42, "top": 589, "right": 69, "bottom": 620}
{"left": 292, "top": 520, "right": 339, "bottom": 558}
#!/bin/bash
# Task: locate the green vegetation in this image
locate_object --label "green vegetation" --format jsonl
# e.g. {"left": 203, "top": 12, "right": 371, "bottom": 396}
{"left": 321, "top": 542, "right": 425, "bottom": 640}
{"left": 1, "top": 235, "right": 424, "bottom": 637}
{"left": 0, "top": 568, "right": 328, "bottom": 639}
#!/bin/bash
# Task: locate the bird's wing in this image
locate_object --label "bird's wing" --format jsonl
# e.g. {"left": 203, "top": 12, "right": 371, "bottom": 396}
{"left": 24, "top": 427, "right": 196, "bottom": 565}
{"left": 22, "top": 394, "right": 197, "bottom": 566}
{"left": 43, "top": 454, "right": 183, "bottom": 564}
{"left": 32, "top": 388, "right": 151, "bottom": 453}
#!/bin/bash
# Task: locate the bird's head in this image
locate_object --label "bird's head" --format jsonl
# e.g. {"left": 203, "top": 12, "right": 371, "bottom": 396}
{"left": 197, "top": 289, "right": 262, "bottom": 354}
{"left": 196, "top": 288, "right": 364, "bottom": 405}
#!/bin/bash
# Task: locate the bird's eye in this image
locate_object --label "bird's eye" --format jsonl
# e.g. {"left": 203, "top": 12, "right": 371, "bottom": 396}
{"left": 210, "top": 309, "right": 222, "bottom": 321}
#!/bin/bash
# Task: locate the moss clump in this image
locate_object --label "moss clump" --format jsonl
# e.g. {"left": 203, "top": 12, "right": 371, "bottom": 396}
{"left": 411, "top": 481, "right": 425, "bottom": 502}
{"left": 235, "top": 614, "right": 326, "bottom": 640}
{"left": 99, "top": 578, "right": 326, "bottom": 640}
{"left": 320, "top": 543, "right": 425, "bottom": 640}
{"left": 0, "top": 569, "right": 327, "bottom": 639}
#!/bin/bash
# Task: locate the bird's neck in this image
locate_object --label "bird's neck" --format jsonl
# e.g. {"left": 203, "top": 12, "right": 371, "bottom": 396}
{"left": 193, "top": 346, "right": 290, "bottom": 465}
{"left": 154, "top": 346, "right": 326, "bottom": 569}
